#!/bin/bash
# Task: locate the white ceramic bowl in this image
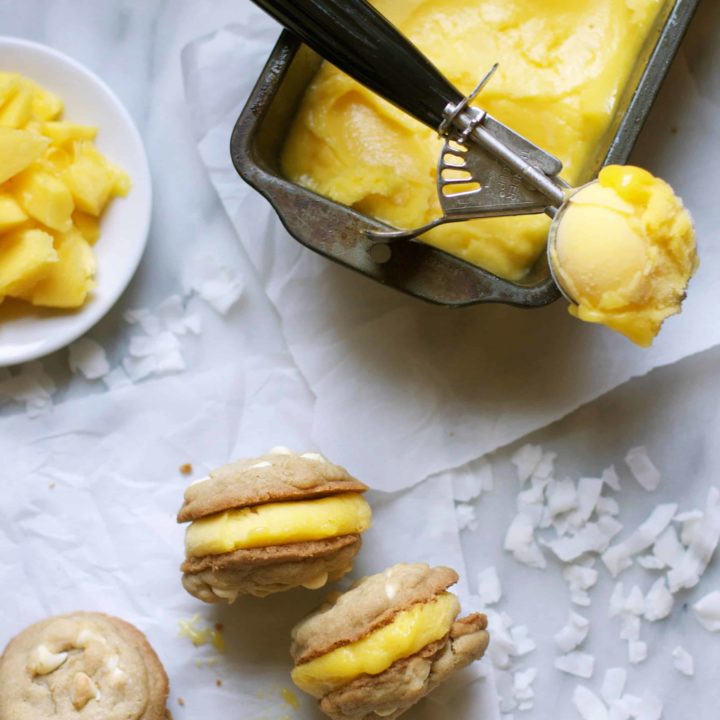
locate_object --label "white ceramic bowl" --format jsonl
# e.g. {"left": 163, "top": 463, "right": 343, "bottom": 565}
{"left": 0, "top": 37, "right": 152, "bottom": 367}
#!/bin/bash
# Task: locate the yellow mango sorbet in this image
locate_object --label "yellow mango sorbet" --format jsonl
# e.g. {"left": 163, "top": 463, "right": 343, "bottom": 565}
{"left": 282, "top": 0, "right": 667, "bottom": 281}
{"left": 292, "top": 592, "right": 460, "bottom": 697}
{"left": 185, "top": 493, "right": 372, "bottom": 557}
{"left": 0, "top": 72, "right": 130, "bottom": 310}
{"left": 550, "top": 166, "right": 697, "bottom": 347}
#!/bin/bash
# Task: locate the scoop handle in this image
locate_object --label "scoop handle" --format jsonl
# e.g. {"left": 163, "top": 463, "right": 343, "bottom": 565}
{"left": 249, "top": 0, "right": 464, "bottom": 130}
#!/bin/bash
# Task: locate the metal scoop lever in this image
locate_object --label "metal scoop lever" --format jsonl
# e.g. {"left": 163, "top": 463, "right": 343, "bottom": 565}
{"left": 250, "top": 0, "right": 571, "bottom": 239}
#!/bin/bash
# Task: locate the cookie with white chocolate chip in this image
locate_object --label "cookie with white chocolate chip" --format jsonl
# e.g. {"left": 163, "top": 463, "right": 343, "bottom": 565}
{"left": 178, "top": 447, "right": 371, "bottom": 602}
{"left": 290, "top": 563, "right": 490, "bottom": 720}
{"left": 0, "top": 612, "right": 169, "bottom": 720}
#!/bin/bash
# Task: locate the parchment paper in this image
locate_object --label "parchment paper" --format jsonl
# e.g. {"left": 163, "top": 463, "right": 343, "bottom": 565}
{"left": 0, "top": 356, "right": 498, "bottom": 719}
{"left": 182, "top": 4, "right": 720, "bottom": 492}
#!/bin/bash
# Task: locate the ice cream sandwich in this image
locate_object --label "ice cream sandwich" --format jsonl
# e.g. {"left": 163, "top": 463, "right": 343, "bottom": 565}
{"left": 178, "top": 448, "right": 372, "bottom": 601}
{"left": 290, "top": 563, "right": 489, "bottom": 720}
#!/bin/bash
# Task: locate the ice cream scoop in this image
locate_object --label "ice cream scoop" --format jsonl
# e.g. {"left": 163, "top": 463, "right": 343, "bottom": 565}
{"left": 547, "top": 166, "right": 698, "bottom": 347}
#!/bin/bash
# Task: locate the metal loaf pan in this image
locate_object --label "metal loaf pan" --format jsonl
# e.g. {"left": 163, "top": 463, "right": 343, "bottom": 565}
{"left": 230, "top": 0, "right": 700, "bottom": 308}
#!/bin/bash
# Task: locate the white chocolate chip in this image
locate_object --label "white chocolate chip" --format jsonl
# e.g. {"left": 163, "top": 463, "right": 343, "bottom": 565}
{"left": 301, "top": 452, "right": 327, "bottom": 463}
{"left": 213, "top": 587, "right": 240, "bottom": 602}
{"left": 104, "top": 654, "right": 127, "bottom": 686}
{"left": 71, "top": 672, "right": 99, "bottom": 710}
{"left": 269, "top": 446, "right": 293, "bottom": 455}
{"left": 301, "top": 572, "right": 329, "bottom": 590}
{"left": 77, "top": 629, "right": 106, "bottom": 646}
{"left": 250, "top": 461, "right": 272, "bottom": 469}
{"left": 385, "top": 583, "right": 398, "bottom": 600}
{"left": 29, "top": 645, "right": 68, "bottom": 676}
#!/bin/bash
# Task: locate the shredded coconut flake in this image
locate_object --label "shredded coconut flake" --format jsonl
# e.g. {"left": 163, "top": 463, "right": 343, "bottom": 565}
{"left": 596, "top": 496, "right": 620, "bottom": 517}
{"left": 124, "top": 307, "right": 162, "bottom": 335}
{"left": 68, "top": 338, "right": 110, "bottom": 380}
{"left": 628, "top": 640, "right": 648, "bottom": 665}
{"left": 504, "top": 513, "right": 546, "bottom": 569}
{"left": 601, "top": 466, "right": 622, "bottom": 492}
{"left": 547, "top": 479, "right": 578, "bottom": 517}
{"left": 477, "top": 566, "right": 502, "bottom": 606}
{"left": 667, "top": 488, "right": 720, "bottom": 593}
{"left": 157, "top": 295, "right": 203, "bottom": 335}
{"left": 573, "top": 686, "right": 608, "bottom": 720}
{"left": 452, "top": 458, "right": 493, "bottom": 502}
{"left": 0, "top": 362, "right": 56, "bottom": 417}
{"left": 602, "top": 504, "right": 677, "bottom": 577}
{"left": 619, "top": 615, "right": 640, "bottom": 642}
{"left": 495, "top": 669, "right": 517, "bottom": 712}
{"left": 543, "top": 521, "right": 617, "bottom": 563}
{"left": 512, "top": 668, "right": 536, "bottom": 703}
{"left": 625, "top": 586, "right": 645, "bottom": 616}
{"left": 455, "top": 503, "right": 478, "bottom": 532}
{"left": 643, "top": 578, "right": 673, "bottom": 622}
{"left": 102, "top": 366, "right": 132, "bottom": 391}
{"left": 555, "top": 651, "right": 595, "bottom": 679}
{"left": 124, "top": 331, "right": 185, "bottom": 381}
{"left": 554, "top": 612, "right": 590, "bottom": 653}
{"left": 671, "top": 646, "right": 694, "bottom": 676}
{"left": 693, "top": 590, "right": 720, "bottom": 632}
{"left": 625, "top": 447, "right": 661, "bottom": 492}
{"left": 563, "top": 565, "right": 599, "bottom": 608}
{"left": 576, "top": 478, "right": 604, "bottom": 523}
{"left": 510, "top": 625, "right": 536, "bottom": 656}
{"left": 512, "top": 444, "right": 544, "bottom": 485}
{"left": 600, "top": 668, "right": 627, "bottom": 704}
{"left": 188, "top": 257, "right": 244, "bottom": 315}
{"left": 617, "top": 692, "right": 663, "bottom": 720}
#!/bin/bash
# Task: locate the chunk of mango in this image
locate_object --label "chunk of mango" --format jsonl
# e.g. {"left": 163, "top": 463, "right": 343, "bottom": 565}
{"left": 63, "top": 143, "right": 117, "bottom": 216}
{"left": 0, "top": 72, "right": 130, "bottom": 314}
{"left": 0, "top": 73, "right": 19, "bottom": 107}
{"left": 26, "top": 81, "right": 63, "bottom": 121}
{"left": 72, "top": 211, "right": 101, "bottom": 244}
{"left": 43, "top": 121, "right": 97, "bottom": 144}
{"left": 0, "top": 194, "right": 28, "bottom": 232}
{"left": 22, "top": 228, "right": 95, "bottom": 308}
{"left": 0, "top": 228, "right": 57, "bottom": 297}
{"left": 12, "top": 165, "right": 74, "bottom": 232}
{"left": 0, "top": 127, "right": 50, "bottom": 183}
{"left": 0, "top": 84, "right": 33, "bottom": 128}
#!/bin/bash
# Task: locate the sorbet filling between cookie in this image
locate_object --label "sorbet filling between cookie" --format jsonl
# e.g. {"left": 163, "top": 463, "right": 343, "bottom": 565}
{"left": 291, "top": 592, "right": 459, "bottom": 697}
{"left": 185, "top": 493, "right": 371, "bottom": 557}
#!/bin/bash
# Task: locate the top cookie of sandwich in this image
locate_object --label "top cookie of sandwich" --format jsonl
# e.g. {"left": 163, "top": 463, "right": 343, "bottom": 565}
{"left": 291, "top": 563, "right": 458, "bottom": 664}
{"left": 0, "top": 612, "right": 169, "bottom": 720}
{"left": 178, "top": 448, "right": 368, "bottom": 522}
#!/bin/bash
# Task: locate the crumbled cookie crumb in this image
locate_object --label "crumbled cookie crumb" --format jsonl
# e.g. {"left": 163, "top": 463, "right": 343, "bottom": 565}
{"left": 216, "top": 679, "right": 222, "bottom": 687}
{"left": 179, "top": 463, "right": 193, "bottom": 475}
{"left": 177, "top": 697, "right": 185, "bottom": 707}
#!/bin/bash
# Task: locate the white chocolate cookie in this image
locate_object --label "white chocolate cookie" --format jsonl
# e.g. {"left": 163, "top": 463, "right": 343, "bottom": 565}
{"left": 0, "top": 612, "right": 169, "bottom": 720}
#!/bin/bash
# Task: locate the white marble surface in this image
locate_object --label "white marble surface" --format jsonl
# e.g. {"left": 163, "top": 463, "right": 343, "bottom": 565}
{"left": 1, "top": 1, "right": 719, "bottom": 719}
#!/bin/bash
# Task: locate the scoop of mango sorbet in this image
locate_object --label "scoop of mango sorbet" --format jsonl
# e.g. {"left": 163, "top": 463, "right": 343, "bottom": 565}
{"left": 550, "top": 166, "right": 697, "bottom": 347}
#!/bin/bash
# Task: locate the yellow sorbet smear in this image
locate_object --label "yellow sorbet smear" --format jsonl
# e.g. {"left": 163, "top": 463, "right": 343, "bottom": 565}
{"left": 551, "top": 165, "right": 697, "bottom": 347}
{"left": 185, "top": 493, "right": 372, "bottom": 557}
{"left": 0, "top": 72, "right": 130, "bottom": 310}
{"left": 292, "top": 592, "right": 459, "bottom": 697}
{"left": 282, "top": 0, "right": 666, "bottom": 281}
